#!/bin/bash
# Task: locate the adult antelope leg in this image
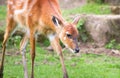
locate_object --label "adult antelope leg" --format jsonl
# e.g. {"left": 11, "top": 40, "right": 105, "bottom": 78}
{"left": 50, "top": 36, "right": 68, "bottom": 78}
{"left": 20, "top": 35, "right": 29, "bottom": 78}
{"left": 29, "top": 31, "right": 36, "bottom": 78}
{"left": 0, "top": 18, "right": 16, "bottom": 78}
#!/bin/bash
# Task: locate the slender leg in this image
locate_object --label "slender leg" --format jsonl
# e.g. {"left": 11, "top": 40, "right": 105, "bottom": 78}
{"left": 0, "top": 35, "right": 8, "bottom": 78}
{"left": 0, "top": 18, "right": 16, "bottom": 78}
{"left": 29, "top": 31, "right": 35, "bottom": 78}
{"left": 20, "top": 35, "right": 29, "bottom": 78}
{"left": 50, "top": 36, "right": 68, "bottom": 78}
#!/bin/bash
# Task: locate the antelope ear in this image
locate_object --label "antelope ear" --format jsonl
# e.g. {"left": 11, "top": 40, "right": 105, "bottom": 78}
{"left": 72, "top": 16, "right": 81, "bottom": 25}
{"left": 52, "top": 16, "right": 63, "bottom": 26}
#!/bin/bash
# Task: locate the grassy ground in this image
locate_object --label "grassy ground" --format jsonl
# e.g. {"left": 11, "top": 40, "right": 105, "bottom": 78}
{"left": 2, "top": 46, "right": 120, "bottom": 78}
{"left": 0, "top": 3, "right": 120, "bottom": 78}
{"left": 62, "top": 3, "right": 110, "bottom": 21}
{"left": 0, "top": 6, "right": 6, "bottom": 33}
{"left": 0, "top": 6, "right": 6, "bottom": 20}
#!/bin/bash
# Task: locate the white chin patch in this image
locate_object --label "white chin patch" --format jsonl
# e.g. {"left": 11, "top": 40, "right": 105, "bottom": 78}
{"left": 68, "top": 48, "right": 75, "bottom": 53}
{"left": 64, "top": 44, "right": 75, "bottom": 53}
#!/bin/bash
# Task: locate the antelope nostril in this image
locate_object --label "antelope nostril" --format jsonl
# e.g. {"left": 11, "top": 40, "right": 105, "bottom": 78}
{"left": 75, "top": 48, "right": 80, "bottom": 53}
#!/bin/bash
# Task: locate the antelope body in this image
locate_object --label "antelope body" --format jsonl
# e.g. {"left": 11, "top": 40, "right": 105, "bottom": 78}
{"left": 0, "top": 0, "right": 80, "bottom": 78}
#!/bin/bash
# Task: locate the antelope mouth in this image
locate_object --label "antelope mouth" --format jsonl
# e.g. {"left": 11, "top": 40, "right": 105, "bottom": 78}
{"left": 68, "top": 48, "right": 80, "bottom": 54}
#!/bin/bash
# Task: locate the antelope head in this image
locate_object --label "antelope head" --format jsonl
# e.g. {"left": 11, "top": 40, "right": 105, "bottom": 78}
{"left": 52, "top": 16, "right": 80, "bottom": 53}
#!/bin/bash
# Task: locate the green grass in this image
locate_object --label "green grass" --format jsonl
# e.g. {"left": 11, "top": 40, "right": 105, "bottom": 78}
{"left": 1, "top": 45, "right": 120, "bottom": 78}
{"left": 0, "top": 6, "right": 6, "bottom": 20}
{"left": 62, "top": 3, "right": 111, "bottom": 20}
{"left": 0, "top": 6, "right": 6, "bottom": 32}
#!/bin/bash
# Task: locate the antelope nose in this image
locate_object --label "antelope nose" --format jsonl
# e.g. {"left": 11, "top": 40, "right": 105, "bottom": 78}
{"left": 75, "top": 48, "right": 80, "bottom": 53}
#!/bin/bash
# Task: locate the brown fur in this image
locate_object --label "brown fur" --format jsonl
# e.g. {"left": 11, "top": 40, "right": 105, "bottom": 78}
{"left": 0, "top": 0, "right": 80, "bottom": 78}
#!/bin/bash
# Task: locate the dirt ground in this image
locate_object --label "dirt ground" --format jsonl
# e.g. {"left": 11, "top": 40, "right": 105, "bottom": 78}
{"left": 0, "top": 42, "right": 120, "bottom": 58}
{"left": 79, "top": 42, "right": 120, "bottom": 57}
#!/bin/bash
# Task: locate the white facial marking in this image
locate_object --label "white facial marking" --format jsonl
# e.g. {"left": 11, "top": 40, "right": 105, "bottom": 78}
{"left": 69, "top": 48, "right": 75, "bottom": 53}
{"left": 65, "top": 45, "right": 75, "bottom": 53}
{"left": 66, "top": 32, "right": 69, "bottom": 34}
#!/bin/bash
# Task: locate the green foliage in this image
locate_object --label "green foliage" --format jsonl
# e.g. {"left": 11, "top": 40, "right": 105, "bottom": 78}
{"left": 7, "top": 36, "right": 50, "bottom": 48}
{"left": 77, "top": 19, "right": 88, "bottom": 42}
{"left": 105, "top": 39, "right": 120, "bottom": 50}
{"left": 8, "top": 36, "right": 22, "bottom": 48}
{"left": 87, "top": 0, "right": 104, "bottom": 4}
{"left": 43, "top": 39, "right": 50, "bottom": 46}
{"left": 0, "top": 41, "right": 2, "bottom": 48}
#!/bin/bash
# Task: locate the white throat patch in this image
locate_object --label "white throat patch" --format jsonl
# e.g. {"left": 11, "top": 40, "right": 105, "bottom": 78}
{"left": 48, "top": 33, "right": 56, "bottom": 41}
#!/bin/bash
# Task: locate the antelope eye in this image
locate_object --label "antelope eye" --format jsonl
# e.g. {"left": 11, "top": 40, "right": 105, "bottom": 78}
{"left": 66, "top": 33, "right": 72, "bottom": 38}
